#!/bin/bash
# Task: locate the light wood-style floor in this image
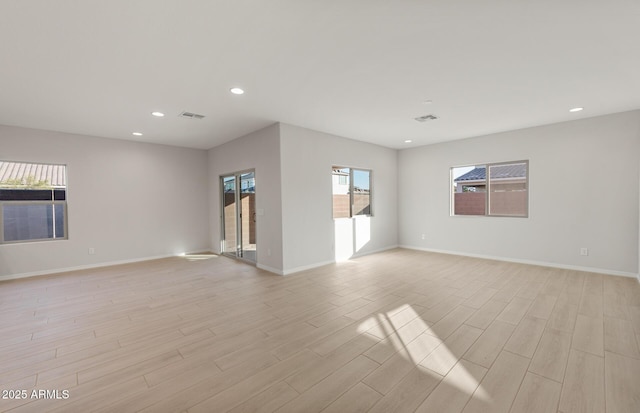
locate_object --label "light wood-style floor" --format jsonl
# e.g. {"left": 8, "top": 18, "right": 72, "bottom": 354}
{"left": 1, "top": 249, "right": 639, "bottom": 413}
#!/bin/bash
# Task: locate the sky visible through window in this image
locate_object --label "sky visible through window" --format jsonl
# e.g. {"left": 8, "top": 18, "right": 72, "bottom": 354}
{"left": 335, "top": 167, "right": 369, "bottom": 191}
{"left": 451, "top": 166, "right": 475, "bottom": 191}
{"left": 353, "top": 169, "right": 370, "bottom": 191}
{"left": 452, "top": 166, "right": 474, "bottom": 179}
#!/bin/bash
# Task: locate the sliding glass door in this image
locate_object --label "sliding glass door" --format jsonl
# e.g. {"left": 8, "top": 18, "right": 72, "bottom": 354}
{"left": 221, "top": 171, "right": 256, "bottom": 262}
{"left": 222, "top": 175, "right": 238, "bottom": 256}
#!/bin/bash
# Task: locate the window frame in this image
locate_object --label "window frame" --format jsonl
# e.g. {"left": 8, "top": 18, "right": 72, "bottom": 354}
{"left": 332, "top": 166, "right": 372, "bottom": 219}
{"left": 450, "top": 160, "right": 529, "bottom": 218}
{"left": 0, "top": 161, "right": 68, "bottom": 244}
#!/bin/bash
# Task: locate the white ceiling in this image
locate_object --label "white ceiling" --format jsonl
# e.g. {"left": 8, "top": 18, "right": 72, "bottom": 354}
{"left": 1, "top": 1, "right": 639, "bottom": 150}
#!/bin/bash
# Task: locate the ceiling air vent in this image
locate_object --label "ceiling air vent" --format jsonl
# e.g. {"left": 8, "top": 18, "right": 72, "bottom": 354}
{"left": 179, "top": 111, "right": 205, "bottom": 120}
{"left": 414, "top": 114, "right": 438, "bottom": 122}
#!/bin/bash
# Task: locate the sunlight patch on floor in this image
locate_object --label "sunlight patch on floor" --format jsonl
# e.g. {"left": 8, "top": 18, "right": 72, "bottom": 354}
{"left": 358, "top": 304, "right": 489, "bottom": 401}
{"left": 178, "top": 253, "right": 218, "bottom": 261}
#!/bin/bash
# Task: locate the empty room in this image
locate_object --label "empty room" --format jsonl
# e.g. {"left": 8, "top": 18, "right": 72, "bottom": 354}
{"left": 1, "top": 1, "right": 639, "bottom": 413}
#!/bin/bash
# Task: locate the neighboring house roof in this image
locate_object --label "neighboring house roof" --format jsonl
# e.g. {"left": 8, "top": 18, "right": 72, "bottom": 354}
{"left": 0, "top": 161, "right": 66, "bottom": 187}
{"left": 455, "top": 167, "right": 487, "bottom": 182}
{"left": 455, "top": 164, "right": 526, "bottom": 182}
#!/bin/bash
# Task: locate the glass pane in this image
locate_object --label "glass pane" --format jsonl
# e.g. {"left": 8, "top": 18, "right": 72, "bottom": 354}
{"left": 452, "top": 165, "right": 486, "bottom": 215}
{"left": 240, "top": 172, "right": 256, "bottom": 262}
{"left": 3, "top": 203, "right": 65, "bottom": 242}
{"left": 54, "top": 204, "right": 65, "bottom": 238}
{"left": 332, "top": 167, "right": 350, "bottom": 218}
{"left": 488, "top": 162, "right": 528, "bottom": 216}
{"left": 352, "top": 169, "right": 371, "bottom": 216}
{"left": 222, "top": 176, "right": 237, "bottom": 254}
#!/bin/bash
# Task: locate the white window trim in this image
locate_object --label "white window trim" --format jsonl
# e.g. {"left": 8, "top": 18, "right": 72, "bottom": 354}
{"left": 450, "top": 160, "right": 529, "bottom": 218}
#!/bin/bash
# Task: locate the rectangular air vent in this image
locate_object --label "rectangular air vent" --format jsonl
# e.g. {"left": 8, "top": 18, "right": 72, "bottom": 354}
{"left": 415, "top": 114, "right": 438, "bottom": 122}
{"left": 179, "top": 111, "right": 205, "bottom": 120}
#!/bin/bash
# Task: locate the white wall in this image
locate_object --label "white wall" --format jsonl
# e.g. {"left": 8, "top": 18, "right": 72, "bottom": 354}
{"left": 399, "top": 110, "right": 640, "bottom": 277}
{"left": 279, "top": 124, "right": 398, "bottom": 273}
{"left": 208, "top": 123, "right": 284, "bottom": 273}
{"left": 4, "top": 114, "right": 637, "bottom": 280}
{"left": 0, "top": 125, "right": 209, "bottom": 279}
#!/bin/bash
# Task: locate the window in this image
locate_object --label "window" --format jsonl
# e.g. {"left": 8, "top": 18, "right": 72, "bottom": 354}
{"left": 0, "top": 161, "right": 68, "bottom": 243}
{"left": 451, "top": 160, "right": 528, "bottom": 217}
{"left": 332, "top": 167, "right": 371, "bottom": 218}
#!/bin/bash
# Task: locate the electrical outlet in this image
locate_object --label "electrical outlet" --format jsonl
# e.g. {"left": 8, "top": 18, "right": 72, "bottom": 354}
{"left": 421, "top": 234, "right": 426, "bottom": 240}
{"left": 88, "top": 247, "right": 95, "bottom": 255}
{"left": 580, "top": 248, "right": 588, "bottom": 256}
{"left": 267, "top": 248, "right": 272, "bottom": 256}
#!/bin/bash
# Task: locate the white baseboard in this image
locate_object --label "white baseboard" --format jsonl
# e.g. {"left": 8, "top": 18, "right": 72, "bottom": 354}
{"left": 5, "top": 244, "right": 633, "bottom": 283}
{"left": 0, "top": 248, "right": 211, "bottom": 282}
{"left": 256, "top": 263, "right": 285, "bottom": 276}
{"left": 400, "top": 245, "right": 638, "bottom": 279}
{"left": 281, "top": 260, "right": 336, "bottom": 276}
{"left": 352, "top": 244, "right": 400, "bottom": 259}
{"left": 277, "top": 244, "right": 400, "bottom": 276}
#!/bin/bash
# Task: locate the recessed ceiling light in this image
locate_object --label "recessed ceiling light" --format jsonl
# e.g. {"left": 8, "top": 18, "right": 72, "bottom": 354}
{"left": 151, "top": 111, "right": 165, "bottom": 117}
{"left": 404, "top": 140, "right": 413, "bottom": 143}
{"left": 230, "top": 87, "right": 245, "bottom": 95}
{"left": 132, "top": 132, "right": 143, "bottom": 136}
{"left": 422, "top": 100, "right": 433, "bottom": 104}
{"left": 569, "top": 107, "right": 584, "bottom": 113}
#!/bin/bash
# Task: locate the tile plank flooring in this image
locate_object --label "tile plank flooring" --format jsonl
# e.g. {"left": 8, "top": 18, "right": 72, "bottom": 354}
{"left": 1, "top": 249, "right": 639, "bottom": 412}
